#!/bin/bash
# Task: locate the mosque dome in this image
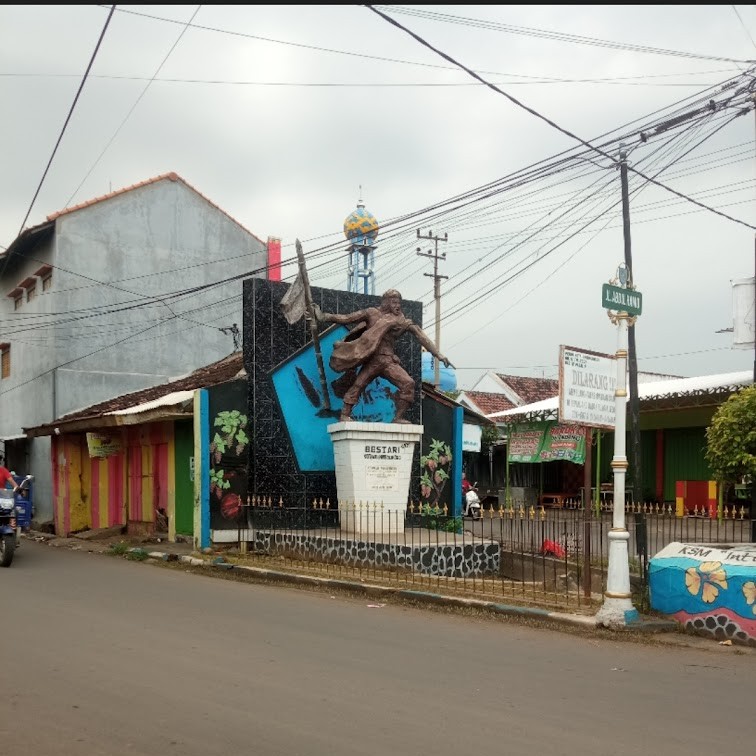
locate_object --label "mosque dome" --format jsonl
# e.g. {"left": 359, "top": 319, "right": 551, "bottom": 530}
{"left": 343, "top": 201, "right": 379, "bottom": 246}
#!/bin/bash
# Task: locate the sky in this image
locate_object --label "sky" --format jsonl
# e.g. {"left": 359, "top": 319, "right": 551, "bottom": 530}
{"left": 1, "top": 4, "right": 755, "bottom": 390}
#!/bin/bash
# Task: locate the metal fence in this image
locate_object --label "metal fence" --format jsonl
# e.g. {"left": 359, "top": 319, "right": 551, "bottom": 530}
{"left": 229, "top": 497, "right": 754, "bottom": 611}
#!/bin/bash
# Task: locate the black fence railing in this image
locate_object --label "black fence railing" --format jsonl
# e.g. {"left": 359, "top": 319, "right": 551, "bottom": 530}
{"left": 228, "top": 497, "right": 754, "bottom": 611}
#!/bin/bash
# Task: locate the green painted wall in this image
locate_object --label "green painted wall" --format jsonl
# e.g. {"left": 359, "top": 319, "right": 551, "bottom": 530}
{"left": 639, "top": 406, "right": 716, "bottom": 430}
{"left": 174, "top": 420, "right": 194, "bottom": 535}
{"left": 663, "top": 427, "right": 713, "bottom": 502}
{"left": 595, "top": 429, "right": 656, "bottom": 499}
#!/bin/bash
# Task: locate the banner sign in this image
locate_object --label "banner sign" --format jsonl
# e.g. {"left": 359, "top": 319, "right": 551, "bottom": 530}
{"left": 507, "top": 422, "right": 586, "bottom": 464}
{"left": 86, "top": 432, "right": 123, "bottom": 458}
{"left": 732, "top": 277, "right": 755, "bottom": 349}
{"left": 462, "top": 423, "right": 482, "bottom": 453}
{"left": 559, "top": 345, "right": 616, "bottom": 430}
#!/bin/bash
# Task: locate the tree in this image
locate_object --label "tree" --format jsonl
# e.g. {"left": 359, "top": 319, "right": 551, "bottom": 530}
{"left": 705, "top": 385, "right": 756, "bottom": 488}
{"left": 481, "top": 422, "right": 500, "bottom": 449}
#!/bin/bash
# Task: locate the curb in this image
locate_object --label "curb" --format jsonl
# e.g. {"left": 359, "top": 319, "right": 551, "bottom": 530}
{"left": 165, "top": 552, "right": 677, "bottom": 634}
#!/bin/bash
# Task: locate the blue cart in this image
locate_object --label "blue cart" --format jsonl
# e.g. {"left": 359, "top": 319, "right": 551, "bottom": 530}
{"left": 11, "top": 474, "right": 34, "bottom": 531}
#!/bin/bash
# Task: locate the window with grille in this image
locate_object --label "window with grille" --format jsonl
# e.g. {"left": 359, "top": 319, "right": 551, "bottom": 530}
{"left": 1, "top": 346, "right": 10, "bottom": 379}
{"left": 26, "top": 285, "right": 36, "bottom": 303}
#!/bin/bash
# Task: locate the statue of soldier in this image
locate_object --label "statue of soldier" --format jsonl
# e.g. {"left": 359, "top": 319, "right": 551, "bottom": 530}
{"left": 316, "top": 289, "right": 452, "bottom": 423}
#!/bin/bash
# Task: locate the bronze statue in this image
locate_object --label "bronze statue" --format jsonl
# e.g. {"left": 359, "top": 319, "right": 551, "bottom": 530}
{"left": 316, "top": 289, "right": 452, "bottom": 423}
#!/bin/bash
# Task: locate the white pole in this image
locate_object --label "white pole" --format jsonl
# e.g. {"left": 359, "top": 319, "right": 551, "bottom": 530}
{"left": 596, "top": 308, "right": 639, "bottom": 627}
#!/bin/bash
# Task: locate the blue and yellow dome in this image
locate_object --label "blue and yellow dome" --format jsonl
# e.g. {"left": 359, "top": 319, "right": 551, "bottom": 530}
{"left": 344, "top": 201, "right": 379, "bottom": 246}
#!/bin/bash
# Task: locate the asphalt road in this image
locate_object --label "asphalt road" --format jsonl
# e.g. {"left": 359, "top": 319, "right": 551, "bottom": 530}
{"left": 3, "top": 541, "right": 754, "bottom": 756}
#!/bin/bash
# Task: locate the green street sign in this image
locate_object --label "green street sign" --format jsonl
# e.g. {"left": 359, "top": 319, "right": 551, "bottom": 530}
{"left": 602, "top": 283, "right": 642, "bottom": 316}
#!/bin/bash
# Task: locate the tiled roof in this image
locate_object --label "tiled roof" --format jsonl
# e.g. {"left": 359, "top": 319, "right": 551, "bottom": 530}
{"left": 496, "top": 374, "right": 558, "bottom": 404}
{"left": 461, "top": 391, "right": 516, "bottom": 416}
{"left": 421, "top": 383, "right": 491, "bottom": 424}
{"left": 37, "top": 352, "right": 245, "bottom": 428}
{"left": 46, "top": 172, "right": 264, "bottom": 244}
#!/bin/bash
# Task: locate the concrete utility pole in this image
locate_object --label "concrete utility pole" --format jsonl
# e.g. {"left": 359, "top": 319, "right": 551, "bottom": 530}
{"left": 619, "top": 145, "right": 643, "bottom": 503}
{"left": 416, "top": 229, "right": 448, "bottom": 389}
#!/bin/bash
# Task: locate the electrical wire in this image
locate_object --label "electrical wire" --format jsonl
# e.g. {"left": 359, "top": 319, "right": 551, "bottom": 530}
{"left": 366, "top": 5, "right": 756, "bottom": 232}
{"left": 431, "top": 108, "right": 744, "bottom": 329}
{"left": 376, "top": 5, "right": 754, "bottom": 65}
{"left": 1, "top": 5, "right": 116, "bottom": 282}
{"left": 64, "top": 5, "right": 203, "bottom": 209}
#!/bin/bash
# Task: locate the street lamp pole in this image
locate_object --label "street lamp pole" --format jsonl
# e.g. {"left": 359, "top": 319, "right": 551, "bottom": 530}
{"left": 596, "top": 265, "right": 640, "bottom": 628}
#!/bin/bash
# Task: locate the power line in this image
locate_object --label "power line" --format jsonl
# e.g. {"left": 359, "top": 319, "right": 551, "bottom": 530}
{"left": 731, "top": 5, "right": 756, "bottom": 52}
{"left": 366, "top": 5, "right": 756, "bottom": 232}
{"left": 1, "top": 70, "right": 741, "bottom": 88}
{"left": 5, "top": 5, "right": 116, "bottom": 271}
{"left": 1, "top": 64, "right": 748, "bottom": 338}
{"left": 434, "top": 109, "right": 742, "bottom": 329}
{"left": 64, "top": 5, "right": 203, "bottom": 209}
{"left": 453, "top": 347, "right": 735, "bottom": 371}
{"left": 376, "top": 5, "right": 754, "bottom": 65}
{"left": 421, "top": 111, "right": 720, "bottom": 309}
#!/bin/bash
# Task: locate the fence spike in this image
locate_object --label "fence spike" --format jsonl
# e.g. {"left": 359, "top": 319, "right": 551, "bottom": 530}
{"left": 529, "top": 505, "right": 536, "bottom": 521}
{"left": 279, "top": 496, "right": 284, "bottom": 508}
{"left": 739, "top": 505, "right": 746, "bottom": 520}
{"left": 518, "top": 505, "right": 525, "bottom": 519}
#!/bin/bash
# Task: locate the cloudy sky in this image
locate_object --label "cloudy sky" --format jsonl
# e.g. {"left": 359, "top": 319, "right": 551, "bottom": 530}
{"left": 1, "top": 4, "right": 755, "bottom": 389}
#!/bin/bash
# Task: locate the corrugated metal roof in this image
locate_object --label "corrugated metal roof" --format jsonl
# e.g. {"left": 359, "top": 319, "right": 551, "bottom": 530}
{"left": 109, "top": 390, "right": 194, "bottom": 416}
{"left": 488, "top": 370, "right": 753, "bottom": 419}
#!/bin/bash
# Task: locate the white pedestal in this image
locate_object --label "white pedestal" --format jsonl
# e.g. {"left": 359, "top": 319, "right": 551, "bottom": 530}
{"left": 328, "top": 422, "right": 423, "bottom": 535}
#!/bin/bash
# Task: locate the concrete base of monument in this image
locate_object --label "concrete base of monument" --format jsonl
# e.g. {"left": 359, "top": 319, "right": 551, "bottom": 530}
{"left": 328, "top": 421, "right": 423, "bottom": 535}
{"left": 212, "top": 526, "right": 501, "bottom": 578}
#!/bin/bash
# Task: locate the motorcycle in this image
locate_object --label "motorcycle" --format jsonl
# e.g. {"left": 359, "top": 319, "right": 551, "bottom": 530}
{"left": 463, "top": 481, "right": 482, "bottom": 520}
{"left": 1, "top": 475, "right": 34, "bottom": 567}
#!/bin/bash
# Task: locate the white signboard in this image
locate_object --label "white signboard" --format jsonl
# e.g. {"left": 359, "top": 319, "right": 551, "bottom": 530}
{"left": 462, "top": 423, "right": 482, "bottom": 453}
{"left": 559, "top": 345, "right": 617, "bottom": 430}
{"left": 732, "top": 277, "right": 755, "bottom": 349}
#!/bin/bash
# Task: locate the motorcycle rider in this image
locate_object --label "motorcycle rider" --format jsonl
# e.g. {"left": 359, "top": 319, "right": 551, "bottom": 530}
{"left": 461, "top": 472, "right": 473, "bottom": 498}
{"left": 0, "top": 458, "right": 19, "bottom": 494}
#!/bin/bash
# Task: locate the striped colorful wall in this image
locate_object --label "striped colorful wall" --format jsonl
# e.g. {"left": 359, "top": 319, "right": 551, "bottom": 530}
{"left": 52, "top": 422, "right": 176, "bottom": 537}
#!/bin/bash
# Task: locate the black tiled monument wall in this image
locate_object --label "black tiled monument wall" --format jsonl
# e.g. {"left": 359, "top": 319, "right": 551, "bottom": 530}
{"left": 243, "top": 279, "right": 423, "bottom": 508}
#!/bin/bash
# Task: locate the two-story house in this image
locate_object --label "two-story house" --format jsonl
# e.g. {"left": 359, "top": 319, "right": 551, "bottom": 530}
{"left": 0, "top": 172, "right": 272, "bottom": 525}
